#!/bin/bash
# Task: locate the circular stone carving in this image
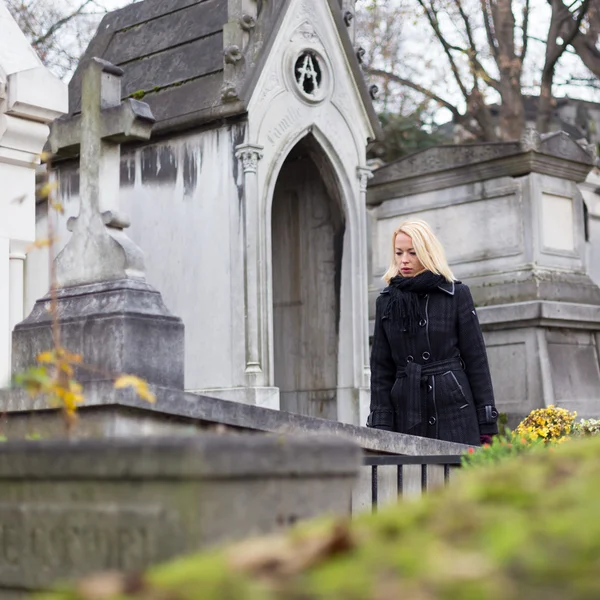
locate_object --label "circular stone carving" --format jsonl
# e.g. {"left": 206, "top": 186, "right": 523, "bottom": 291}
{"left": 293, "top": 51, "right": 326, "bottom": 102}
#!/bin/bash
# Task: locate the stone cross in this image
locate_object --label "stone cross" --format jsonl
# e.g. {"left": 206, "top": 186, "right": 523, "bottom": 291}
{"left": 49, "top": 58, "right": 155, "bottom": 288}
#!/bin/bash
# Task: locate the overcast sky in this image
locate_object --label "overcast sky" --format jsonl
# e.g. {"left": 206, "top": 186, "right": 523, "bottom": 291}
{"left": 87, "top": 0, "right": 599, "bottom": 114}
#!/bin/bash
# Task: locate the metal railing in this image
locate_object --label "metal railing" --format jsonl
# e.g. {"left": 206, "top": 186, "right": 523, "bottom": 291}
{"left": 363, "top": 454, "right": 463, "bottom": 512}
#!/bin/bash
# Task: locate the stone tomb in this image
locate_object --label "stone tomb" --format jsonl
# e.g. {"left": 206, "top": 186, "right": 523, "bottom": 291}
{"left": 28, "top": 0, "right": 381, "bottom": 426}
{"left": 368, "top": 130, "right": 600, "bottom": 423}
{"left": 0, "top": 434, "right": 359, "bottom": 595}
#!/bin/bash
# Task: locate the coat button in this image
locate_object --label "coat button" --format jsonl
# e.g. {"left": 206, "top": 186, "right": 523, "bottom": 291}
{"left": 419, "top": 319, "right": 426, "bottom": 327}
{"left": 428, "top": 384, "right": 433, "bottom": 392}
{"left": 422, "top": 351, "right": 431, "bottom": 361}
{"left": 406, "top": 355, "right": 414, "bottom": 363}
{"left": 428, "top": 416, "right": 436, "bottom": 425}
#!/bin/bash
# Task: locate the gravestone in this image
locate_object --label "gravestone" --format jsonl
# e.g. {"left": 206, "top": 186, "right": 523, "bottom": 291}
{"left": 11, "top": 58, "right": 184, "bottom": 390}
{"left": 0, "top": 434, "right": 359, "bottom": 595}
{"left": 368, "top": 129, "right": 600, "bottom": 424}
{"left": 0, "top": 3, "right": 68, "bottom": 387}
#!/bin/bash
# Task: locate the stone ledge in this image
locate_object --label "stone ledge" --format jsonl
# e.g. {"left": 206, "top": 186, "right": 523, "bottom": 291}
{"left": 0, "top": 434, "right": 360, "bottom": 479}
{"left": 0, "top": 382, "right": 470, "bottom": 455}
{"left": 478, "top": 300, "right": 600, "bottom": 330}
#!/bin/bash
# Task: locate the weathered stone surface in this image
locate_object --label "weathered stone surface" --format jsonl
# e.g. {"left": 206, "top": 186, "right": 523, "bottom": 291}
{"left": 12, "top": 58, "right": 185, "bottom": 391}
{"left": 51, "top": 58, "right": 154, "bottom": 288}
{"left": 0, "top": 383, "right": 468, "bottom": 515}
{"left": 29, "top": 0, "right": 380, "bottom": 424}
{"left": 0, "top": 382, "right": 470, "bottom": 455}
{"left": 12, "top": 279, "right": 184, "bottom": 389}
{"left": 66, "top": 0, "right": 380, "bottom": 136}
{"left": 0, "top": 434, "right": 359, "bottom": 592}
{"left": 368, "top": 130, "right": 595, "bottom": 203}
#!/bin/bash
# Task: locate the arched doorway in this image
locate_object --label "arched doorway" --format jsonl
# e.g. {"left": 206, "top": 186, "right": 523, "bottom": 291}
{"left": 271, "top": 136, "right": 345, "bottom": 419}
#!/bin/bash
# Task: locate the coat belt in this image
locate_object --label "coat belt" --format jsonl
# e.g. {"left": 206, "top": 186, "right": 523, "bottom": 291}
{"left": 395, "top": 357, "right": 463, "bottom": 432}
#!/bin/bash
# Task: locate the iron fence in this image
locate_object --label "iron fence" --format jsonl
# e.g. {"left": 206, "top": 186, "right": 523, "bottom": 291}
{"left": 363, "top": 454, "right": 463, "bottom": 512}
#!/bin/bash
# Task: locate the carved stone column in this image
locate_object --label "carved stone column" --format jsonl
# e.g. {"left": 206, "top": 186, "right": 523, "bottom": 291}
{"left": 357, "top": 166, "right": 373, "bottom": 375}
{"left": 235, "top": 143, "right": 264, "bottom": 386}
{"left": 357, "top": 166, "right": 374, "bottom": 425}
{"left": 8, "top": 243, "right": 26, "bottom": 332}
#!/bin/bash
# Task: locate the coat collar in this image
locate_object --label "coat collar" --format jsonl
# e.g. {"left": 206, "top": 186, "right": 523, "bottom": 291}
{"left": 381, "top": 280, "right": 457, "bottom": 296}
{"left": 437, "top": 281, "right": 456, "bottom": 296}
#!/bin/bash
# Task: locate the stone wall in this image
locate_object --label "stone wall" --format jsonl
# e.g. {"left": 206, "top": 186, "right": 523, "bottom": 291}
{"left": 0, "top": 382, "right": 469, "bottom": 514}
{"left": 0, "top": 434, "right": 359, "bottom": 594}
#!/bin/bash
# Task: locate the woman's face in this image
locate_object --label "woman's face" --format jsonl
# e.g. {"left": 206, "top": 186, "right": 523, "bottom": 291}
{"left": 395, "top": 232, "right": 425, "bottom": 278}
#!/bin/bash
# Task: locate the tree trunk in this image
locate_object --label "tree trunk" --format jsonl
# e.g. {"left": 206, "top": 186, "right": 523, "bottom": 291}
{"left": 537, "top": 69, "right": 555, "bottom": 134}
{"left": 492, "top": 0, "right": 525, "bottom": 140}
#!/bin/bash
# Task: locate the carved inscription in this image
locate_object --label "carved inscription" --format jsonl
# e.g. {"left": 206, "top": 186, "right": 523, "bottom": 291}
{"left": 266, "top": 106, "right": 303, "bottom": 145}
{"left": 0, "top": 504, "right": 172, "bottom": 589}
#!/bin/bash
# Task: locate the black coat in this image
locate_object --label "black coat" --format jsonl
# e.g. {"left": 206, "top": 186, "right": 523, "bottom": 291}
{"left": 368, "top": 280, "right": 498, "bottom": 446}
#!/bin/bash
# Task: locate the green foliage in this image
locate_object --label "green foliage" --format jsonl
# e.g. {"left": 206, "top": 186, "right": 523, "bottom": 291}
{"left": 39, "top": 437, "right": 600, "bottom": 599}
{"left": 462, "top": 429, "right": 547, "bottom": 468}
{"left": 130, "top": 89, "right": 146, "bottom": 100}
{"left": 463, "top": 406, "right": 579, "bottom": 469}
{"left": 369, "top": 111, "right": 446, "bottom": 163}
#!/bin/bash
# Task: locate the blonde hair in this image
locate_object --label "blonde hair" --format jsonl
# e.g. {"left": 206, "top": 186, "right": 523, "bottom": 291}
{"left": 383, "top": 219, "right": 455, "bottom": 283}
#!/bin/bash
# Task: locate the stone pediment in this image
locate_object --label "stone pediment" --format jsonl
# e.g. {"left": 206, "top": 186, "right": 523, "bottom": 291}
{"left": 539, "top": 131, "right": 596, "bottom": 165}
{"left": 371, "top": 142, "right": 522, "bottom": 186}
{"left": 369, "top": 130, "right": 596, "bottom": 202}
{"left": 68, "top": 0, "right": 379, "bottom": 137}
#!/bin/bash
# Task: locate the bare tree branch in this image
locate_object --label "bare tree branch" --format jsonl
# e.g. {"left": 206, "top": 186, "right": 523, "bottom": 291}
{"left": 32, "top": 0, "right": 97, "bottom": 48}
{"left": 569, "top": 0, "right": 600, "bottom": 78}
{"left": 481, "top": 0, "right": 500, "bottom": 60}
{"left": 415, "top": 0, "right": 470, "bottom": 102}
{"left": 538, "top": 0, "right": 591, "bottom": 132}
{"left": 365, "top": 67, "right": 461, "bottom": 116}
{"left": 521, "top": 0, "right": 530, "bottom": 61}
{"left": 455, "top": 0, "right": 501, "bottom": 92}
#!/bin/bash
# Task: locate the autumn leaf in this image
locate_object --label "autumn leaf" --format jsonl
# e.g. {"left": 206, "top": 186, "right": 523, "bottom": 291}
{"left": 37, "top": 351, "right": 56, "bottom": 364}
{"left": 51, "top": 201, "right": 65, "bottom": 214}
{"left": 26, "top": 237, "right": 57, "bottom": 251}
{"left": 114, "top": 375, "right": 156, "bottom": 404}
{"left": 56, "top": 348, "right": 83, "bottom": 364}
{"left": 76, "top": 571, "right": 147, "bottom": 598}
{"left": 13, "top": 366, "right": 52, "bottom": 397}
{"left": 228, "top": 520, "right": 354, "bottom": 579}
{"left": 36, "top": 181, "right": 58, "bottom": 199}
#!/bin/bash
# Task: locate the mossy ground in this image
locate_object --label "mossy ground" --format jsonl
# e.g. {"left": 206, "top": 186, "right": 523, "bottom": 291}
{"left": 40, "top": 437, "right": 600, "bottom": 600}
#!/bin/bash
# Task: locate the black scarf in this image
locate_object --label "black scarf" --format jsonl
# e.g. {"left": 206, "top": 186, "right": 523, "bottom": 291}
{"left": 385, "top": 271, "right": 447, "bottom": 335}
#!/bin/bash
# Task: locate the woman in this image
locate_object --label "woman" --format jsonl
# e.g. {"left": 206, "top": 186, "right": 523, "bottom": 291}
{"left": 367, "top": 220, "right": 498, "bottom": 446}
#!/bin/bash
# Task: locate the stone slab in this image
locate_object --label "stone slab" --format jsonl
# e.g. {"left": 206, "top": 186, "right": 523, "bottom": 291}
{"left": 368, "top": 132, "right": 595, "bottom": 203}
{"left": 0, "top": 434, "right": 359, "bottom": 592}
{"left": 0, "top": 382, "right": 470, "bottom": 456}
{"left": 103, "top": 0, "right": 225, "bottom": 65}
{"left": 478, "top": 300, "right": 600, "bottom": 330}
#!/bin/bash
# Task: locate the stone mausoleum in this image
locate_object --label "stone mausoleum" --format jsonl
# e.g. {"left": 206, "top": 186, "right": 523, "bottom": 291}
{"left": 8, "top": 0, "right": 600, "bottom": 431}
{"left": 28, "top": 0, "right": 380, "bottom": 425}
{"left": 368, "top": 131, "right": 600, "bottom": 423}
